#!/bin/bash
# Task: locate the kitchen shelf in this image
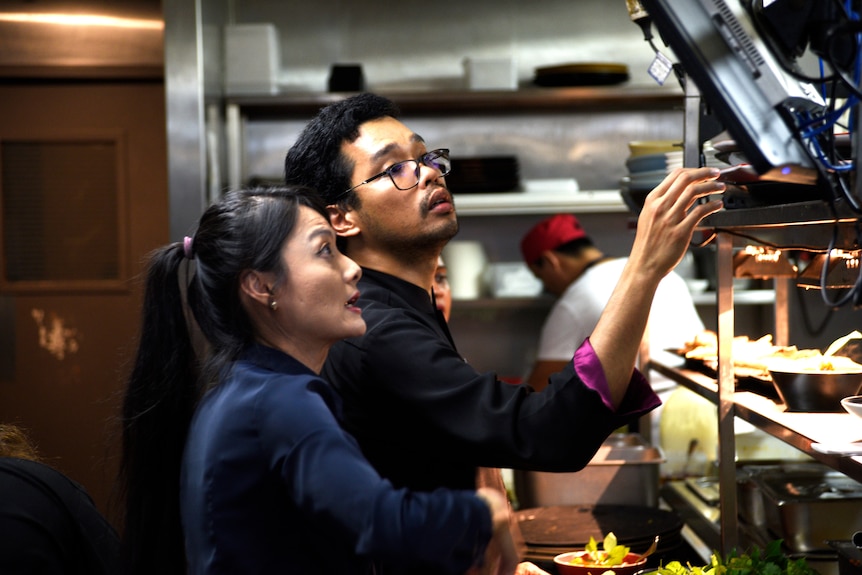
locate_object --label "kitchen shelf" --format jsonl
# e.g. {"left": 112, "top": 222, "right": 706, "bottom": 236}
{"left": 648, "top": 360, "right": 862, "bottom": 484}
{"left": 225, "top": 85, "right": 684, "bottom": 118}
{"left": 698, "top": 198, "right": 862, "bottom": 250}
{"left": 451, "top": 289, "right": 773, "bottom": 310}
{"left": 667, "top": 163, "right": 862, "bottom": 554}
{"left": 690, "top": 289, "right": 774, "bottom": 306}
{"left": 451, "top": 296, "right": 554, "bottom": 310}
{"left": 454, "top": 189, "right": 628, "bottom": 216}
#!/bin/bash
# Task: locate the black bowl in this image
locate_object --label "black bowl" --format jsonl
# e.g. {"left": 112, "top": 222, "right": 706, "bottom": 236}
{"left": 769, "top": 370, "right": 862, "bottom": 412}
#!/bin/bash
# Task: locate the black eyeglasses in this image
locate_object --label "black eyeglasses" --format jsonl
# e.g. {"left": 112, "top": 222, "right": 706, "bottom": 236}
{"left": 338, "top": 148, "right": 451, "bottom": 199}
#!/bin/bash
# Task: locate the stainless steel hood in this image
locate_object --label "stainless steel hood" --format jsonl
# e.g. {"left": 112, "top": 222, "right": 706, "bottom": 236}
{"left": 0, "top": 0, "right": 163, "bottom": 77}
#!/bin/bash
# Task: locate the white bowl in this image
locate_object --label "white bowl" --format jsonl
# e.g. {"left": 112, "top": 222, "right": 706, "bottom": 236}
{"left": 841, "top": 395, "right": 862, "bottom": 418}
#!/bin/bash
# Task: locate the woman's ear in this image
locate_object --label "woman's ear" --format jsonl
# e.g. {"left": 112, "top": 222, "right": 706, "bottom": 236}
{"left": 239, "top": 269, "right": 274, "bottom": 307}
{"left": 327, "top": 205, "right": 361, "bottom": 238}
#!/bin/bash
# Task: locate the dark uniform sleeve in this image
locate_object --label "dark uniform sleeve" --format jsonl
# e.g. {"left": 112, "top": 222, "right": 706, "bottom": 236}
{"left": 325, "top": 301, "right": 659, "bottom": 490}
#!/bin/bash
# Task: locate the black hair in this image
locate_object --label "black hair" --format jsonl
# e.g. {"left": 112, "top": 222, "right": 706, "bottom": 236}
{"left": 532, "top": 237, "right": 595, "bottom": 267}
{"left": 117, "top": 185, "right": 328, "bottom": 575}
{"left": 284, "top": 93, "right": 401, "bottom": 206}
{"left": 554, "top": 236, "right": 594, "bottom": 256}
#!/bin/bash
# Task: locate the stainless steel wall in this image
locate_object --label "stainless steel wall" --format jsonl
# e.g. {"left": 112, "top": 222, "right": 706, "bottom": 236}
{"left": 229, "top": 0, "right": 662, "bottom": 92}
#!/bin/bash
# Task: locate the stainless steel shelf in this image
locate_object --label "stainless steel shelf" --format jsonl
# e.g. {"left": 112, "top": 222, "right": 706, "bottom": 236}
{"left": 690, "top": 289, "right": 774, "bottom": 306}
{"left": 450, "top": 296, "right": 555, "bottom": 310}
{"left": 649, "top": 360, "right": 862, "bottom": 484}
{"left": 225, "top": 85, "right": 684, "bottom": 118}
{"left": 698, "top": 199, "right": 862, "bottom": 249}
{"left": 454, "top": 189, "right": 628, "bottom": 216}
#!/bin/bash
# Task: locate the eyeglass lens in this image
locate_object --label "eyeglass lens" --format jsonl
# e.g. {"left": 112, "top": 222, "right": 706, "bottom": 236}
{"left": 389, "top": 149, "right": 451, "bottom": 190}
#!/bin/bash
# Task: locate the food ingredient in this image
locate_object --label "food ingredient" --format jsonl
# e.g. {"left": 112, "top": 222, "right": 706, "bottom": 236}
{"left": 656, "top": 540, "right": 817, "bottom": 575}
{"left": 568, "top": 533, "right": 631, "bottom": 566}
{"left": 681, "top": 331, "right": 862, "bottom": 375}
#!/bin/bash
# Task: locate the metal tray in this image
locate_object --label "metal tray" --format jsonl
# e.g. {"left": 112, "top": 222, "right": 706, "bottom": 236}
{"left": 749, "top": 463, "right": 862, "bottom": 552}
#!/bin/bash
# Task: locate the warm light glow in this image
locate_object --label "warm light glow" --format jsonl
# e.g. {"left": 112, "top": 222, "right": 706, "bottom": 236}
{"left": 743, "top": 245, "right": 785, "bottom": 263}
{"left": 734, "top": 244, "right": 797, "bottom": 278}
{"left": 830, "top": 248, "right": 860, "bottom": 269}
{"left": 0, "top": 12, "right": 163, "bottom": 30}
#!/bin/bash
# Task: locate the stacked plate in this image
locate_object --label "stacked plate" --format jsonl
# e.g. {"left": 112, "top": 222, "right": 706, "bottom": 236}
{"left": 447, "top": 156, "right": 520, "bottom": 193}
{"left": 620, "top": 141, "right": 682, "bottom": 213}
{"left": 533, "top": 62, "right": 630, "bottom": 87}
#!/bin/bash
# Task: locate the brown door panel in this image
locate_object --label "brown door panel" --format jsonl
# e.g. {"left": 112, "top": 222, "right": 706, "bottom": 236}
{"left": 0, "top": 82, "right": 168, "bottom": 523}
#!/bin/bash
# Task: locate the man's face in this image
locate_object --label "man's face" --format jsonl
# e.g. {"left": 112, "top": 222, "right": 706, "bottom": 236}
{"left": 339, "top": 117, "right": 458, "bottom": 256}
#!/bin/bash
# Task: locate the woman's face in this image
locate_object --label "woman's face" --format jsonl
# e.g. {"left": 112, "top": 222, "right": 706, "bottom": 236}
{"left": 433, "top": 257, "right": 452, "bottom": 322}
{"left": 273, "top": 205, "right": 366, "bottom": 348}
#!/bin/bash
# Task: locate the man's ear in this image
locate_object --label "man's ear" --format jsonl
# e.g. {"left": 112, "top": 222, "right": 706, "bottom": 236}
{"left": 539, "top": 250, "right": 564, "bottom": 272}
{"left": 327, "top": 205, "right": 361, "bottom": 238}
{"left": 239, "top": 269, "right": 274, "bottom": 307}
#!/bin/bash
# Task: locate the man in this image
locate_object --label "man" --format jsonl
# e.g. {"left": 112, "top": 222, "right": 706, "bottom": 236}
{"left": 520, "top": 213, "right": 705, "bottom": 444}
{"left": 284, "top": 93, "right": 723, "bottom": 570}
{"left": 521, "top": 214, "right": 706, "bottom": 387}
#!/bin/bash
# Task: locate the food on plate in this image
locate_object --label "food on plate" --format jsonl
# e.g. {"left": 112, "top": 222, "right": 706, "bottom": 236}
{"left": 567, "top": 533, "right": 631, "bottom": 566}
{"left": 679, "top": 330, "right": 862, "bottom": 376}
{"left": 553, "top": 532, "right": 648, "bottom": 575}
{"left": 768, "top": 354, "right": 862, "bottom": 374}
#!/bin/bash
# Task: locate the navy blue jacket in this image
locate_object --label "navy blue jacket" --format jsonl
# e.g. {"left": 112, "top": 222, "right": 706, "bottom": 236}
{"left": 181, "top": 344, "right": 493, "bottom": 575}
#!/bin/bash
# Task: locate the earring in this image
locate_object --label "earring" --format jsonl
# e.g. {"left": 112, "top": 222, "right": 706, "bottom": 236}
{"left": 270, "top": 300, "right": 278, "bottom": 311}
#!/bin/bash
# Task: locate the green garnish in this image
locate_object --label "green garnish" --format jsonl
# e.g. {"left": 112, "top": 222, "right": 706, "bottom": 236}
{"left": 569, "top": 532, "right": 632, "bottom": 566}
{"left": 655, "top": 540, "right": 818, "bottom": 575}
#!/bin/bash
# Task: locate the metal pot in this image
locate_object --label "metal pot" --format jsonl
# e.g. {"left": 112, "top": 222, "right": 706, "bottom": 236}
{"left": 749, "top": 463, "right": 862, "bottom": 553}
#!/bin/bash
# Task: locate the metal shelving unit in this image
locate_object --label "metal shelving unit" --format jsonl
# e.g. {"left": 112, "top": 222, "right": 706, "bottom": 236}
{"left": 652, "top": 198, "right": 862, "bottom": 555}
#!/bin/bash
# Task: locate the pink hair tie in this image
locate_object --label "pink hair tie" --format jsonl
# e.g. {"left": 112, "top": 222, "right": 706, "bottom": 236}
{"left": 183, "top": 236, "right": 194, "bottom": 259}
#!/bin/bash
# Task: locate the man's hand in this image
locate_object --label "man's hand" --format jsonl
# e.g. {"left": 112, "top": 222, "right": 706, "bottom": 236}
{"left": 591, "top": 167, "right": 724, "bottom": 407}
{"left": 630, "top": 167, "right": 724, "bottom": 280}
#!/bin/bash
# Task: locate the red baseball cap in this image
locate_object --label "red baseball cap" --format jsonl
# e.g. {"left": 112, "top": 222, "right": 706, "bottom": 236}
{"left": 520, "top": 214, "right": 588, "bottom": 264}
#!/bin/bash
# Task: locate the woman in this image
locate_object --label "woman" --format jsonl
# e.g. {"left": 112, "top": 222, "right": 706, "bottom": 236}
{"left": 118, "top": 186, "right": 515, "bottom": 575}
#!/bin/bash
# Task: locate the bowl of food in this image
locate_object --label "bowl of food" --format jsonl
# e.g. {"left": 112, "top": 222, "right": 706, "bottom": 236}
{"left": 841, "top": 395, "right": 862, "bottom": 419}
{"left": 768, "top": 357, "right": 862, "bottom": 412}
{"left": 554, "top": 533, "right": 649, "bottom": 575}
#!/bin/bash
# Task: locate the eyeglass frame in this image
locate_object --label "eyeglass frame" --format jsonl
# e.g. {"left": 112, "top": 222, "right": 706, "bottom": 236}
{"left": 336, "top": 148, "right": 451, "bottom": 200}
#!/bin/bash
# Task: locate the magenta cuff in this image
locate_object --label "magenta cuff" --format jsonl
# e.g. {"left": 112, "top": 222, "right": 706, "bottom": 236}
{"left": 573, "top": 338, "right": 661, "bottom": 413}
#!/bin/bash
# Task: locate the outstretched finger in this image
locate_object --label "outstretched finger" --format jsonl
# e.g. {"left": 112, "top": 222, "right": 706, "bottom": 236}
{"left": 654, "top": 167, "right": 721, "bottom": 200}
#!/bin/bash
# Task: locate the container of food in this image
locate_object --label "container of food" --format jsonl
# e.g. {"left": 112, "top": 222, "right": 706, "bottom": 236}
{"left": 750, "top": 463, "right": 862, "bottom": 552}
{"left": 513, "top": 433, "right": 664, "bottom": 508}
{"left": 768, "top": 369, "right": 862, "bottom": 412}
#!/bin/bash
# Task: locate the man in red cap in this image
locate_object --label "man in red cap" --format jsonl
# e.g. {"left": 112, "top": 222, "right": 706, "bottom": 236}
{"left": 521, "top": 213, "right": 705, "bottom": 440}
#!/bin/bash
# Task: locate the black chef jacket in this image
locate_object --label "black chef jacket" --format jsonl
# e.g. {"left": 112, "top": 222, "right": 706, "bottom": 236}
{"left": 0, "top": 457, "right": 120, "bottom": 575}
{"left": 323, "top": 268, "right": 658, "bottom": 493}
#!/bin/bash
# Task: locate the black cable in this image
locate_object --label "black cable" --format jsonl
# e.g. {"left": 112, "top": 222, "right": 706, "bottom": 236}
{"left": 795, "top": 282, "right": 837, "bottom": 336}
{"left": 711, "top": 227, "right": 835, "bottom": 253}
{"left": 634, "top": 16, "right": 660, "bottom": 54}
